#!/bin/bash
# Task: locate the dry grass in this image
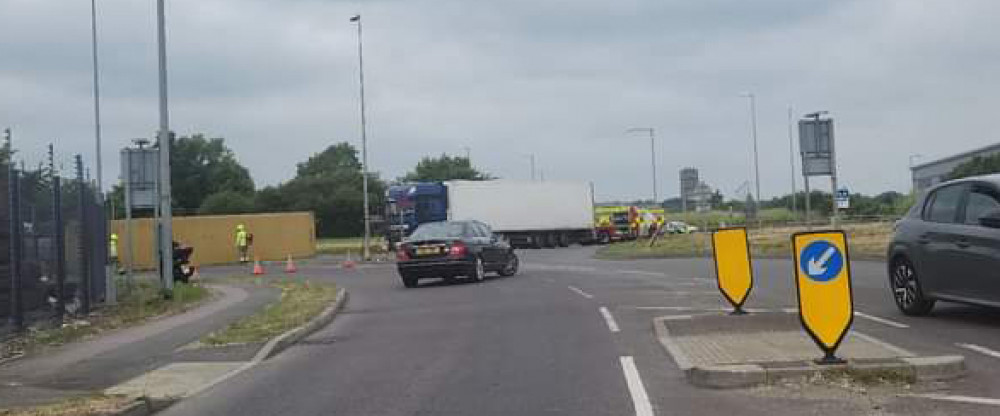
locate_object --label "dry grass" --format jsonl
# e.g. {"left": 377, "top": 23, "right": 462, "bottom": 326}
{"left": 596, "top": 222, "right": 894, "bottom": 260}
{"left": 0, "top": 395, "right": 133, "bottom": 416}
{"left": 201, "top": 280, "right": 338, "bottom": 345}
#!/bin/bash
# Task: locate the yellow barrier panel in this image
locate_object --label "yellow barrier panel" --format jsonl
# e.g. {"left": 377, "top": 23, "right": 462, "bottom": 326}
{"left": 711, "top": 227, "right": 753, "bottom": 314}
{"left": 792, "top": 230, "right": 854, "bottom": 364}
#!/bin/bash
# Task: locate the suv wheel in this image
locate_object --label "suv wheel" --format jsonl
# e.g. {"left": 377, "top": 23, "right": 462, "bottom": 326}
{"left": 401, "top": 274, "right": 418, "bottom": 288}
{"left": 470, "top": 257, "right": 485, "bottom": 282}
{"left": 890, "top": 256, "right": 935, "bottom": 316}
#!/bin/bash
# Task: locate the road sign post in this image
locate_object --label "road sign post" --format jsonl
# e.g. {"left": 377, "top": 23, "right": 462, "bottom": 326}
{"left": 792, "top": 230, "right": 853, "bottom": 364}
{"left": 711, "top": 227, "right": 754, "bottom": 315}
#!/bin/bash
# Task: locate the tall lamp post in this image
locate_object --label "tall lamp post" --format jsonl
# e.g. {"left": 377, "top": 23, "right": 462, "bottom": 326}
{"left": 626, "top": 128, "right": 657, "bottom": 203}
{"left": 156, "top": 0, "right": 174, "bottom": 292}
{"left": 350, "top": 14, "right": 371, "bottom": 261}
{"left": 90, "top": 0, "right": 113, "bottom": 303}
{"left": 741, "top": 93, "right": 761, "bottom": 217}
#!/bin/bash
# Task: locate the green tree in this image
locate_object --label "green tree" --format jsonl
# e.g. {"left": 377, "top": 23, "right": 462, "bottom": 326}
{"left": 947, "top": 154, "right": 1000, "bottom": 180}
{"left": 199, "top": 190, "right": 256, "bottom": 215}
{"left": 171, "top": 134, "right": 254, "bottom": 212}
{"left": 400, "top": 154, "right": 491, "bottom": 182}
{"left": 259, "top": 143, "right": 385, "bottom": 237}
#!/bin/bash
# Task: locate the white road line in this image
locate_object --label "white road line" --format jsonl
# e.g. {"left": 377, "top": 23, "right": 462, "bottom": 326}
{"left": 854, "top": 311, "right": 909, "bottom": 328}
{"left": 853, "top": 331, "right": 914, "bottom": 357}
{"left": 568, "top": 285, "right": 594, "bottom": 299}
{"left": 620, "top": 356, "right": 655, "bottom": 416}
{"left": 904, "top": 393, "right": 1000, "bottom": 406}
{"left": 599, "top": 306, "right": 621, "bottom": 333}
{"left": 956, "top": 343, "right": 1000, "bottom": 359}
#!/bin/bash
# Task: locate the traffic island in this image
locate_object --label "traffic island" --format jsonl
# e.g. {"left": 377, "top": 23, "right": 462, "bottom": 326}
{"left": 654, "top": 312, "right": 965, "bottom": 389}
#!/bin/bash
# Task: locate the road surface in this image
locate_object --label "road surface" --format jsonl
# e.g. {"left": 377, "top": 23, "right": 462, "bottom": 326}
{"left": 162, "top": 247, "right": 1000, "bottom": 416}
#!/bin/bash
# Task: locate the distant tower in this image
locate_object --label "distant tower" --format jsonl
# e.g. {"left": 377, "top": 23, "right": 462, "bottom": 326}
{"left": 680, "top": 168, "right": 699, "bottom": 212}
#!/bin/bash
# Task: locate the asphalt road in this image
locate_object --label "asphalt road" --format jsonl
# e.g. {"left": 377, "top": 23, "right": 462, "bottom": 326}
{"left": 162, "top": 247, "right": 1000, "bottom": 416}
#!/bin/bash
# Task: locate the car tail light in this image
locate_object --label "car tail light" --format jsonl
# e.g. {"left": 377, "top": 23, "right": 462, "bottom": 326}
{"left": 449, "top": 241, "right": 467, "bottom": 258}
{"left": 396, "top": 244, "right": 411, "bottom": 261}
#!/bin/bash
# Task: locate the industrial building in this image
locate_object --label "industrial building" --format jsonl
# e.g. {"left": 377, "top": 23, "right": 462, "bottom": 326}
{"left": 911, "top": 143, "right": 1000, "bottom": 192}
{"left": 678, "top": 167, "right": 715, "bottom": 212}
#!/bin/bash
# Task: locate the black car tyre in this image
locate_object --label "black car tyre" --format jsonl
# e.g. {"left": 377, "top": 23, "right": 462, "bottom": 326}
{"left": 401, "top": 274, "right": 418, "bottom": 288}
{"left": 557, "top": 233, "right": 570, "bottom": 247}
{"left": 470, "top": 257, "right": 486, "bottom": 282}
{"left": 889, "top": 256, "right": 935, "bottom": 316}
{"left": 498, "top": 253, "right": 519, "bottom": 277}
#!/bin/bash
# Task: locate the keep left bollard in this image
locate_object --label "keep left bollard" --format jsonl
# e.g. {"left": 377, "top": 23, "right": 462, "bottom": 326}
{"left": 711, "top": 227, "right": 754, "bottom": 315}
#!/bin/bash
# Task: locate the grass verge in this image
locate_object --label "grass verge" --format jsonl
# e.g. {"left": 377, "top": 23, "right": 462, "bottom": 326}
{"left": 595, "top": 222, "right": 893, "bottom": 260}
{"left": 201, "top": 280, "right": 338, "bottom": 346}
{"left": 0, "top": 394, "right": 133, "bottom": 416}
{"left": 1, "top": 281, "right": 209, "bottom": 360}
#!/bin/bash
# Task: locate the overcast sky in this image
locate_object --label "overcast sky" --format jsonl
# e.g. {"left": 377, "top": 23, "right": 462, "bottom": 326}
{"left": 3, "top": 0, "right": 999, "bottom": 202}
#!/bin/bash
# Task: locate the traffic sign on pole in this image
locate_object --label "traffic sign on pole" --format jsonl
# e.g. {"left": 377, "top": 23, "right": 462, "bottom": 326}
{"left": 792, "top": 230, "right": 853, "bottom": 364}
{"left": 711, "top": 227, "right": 753, "bottom": 315}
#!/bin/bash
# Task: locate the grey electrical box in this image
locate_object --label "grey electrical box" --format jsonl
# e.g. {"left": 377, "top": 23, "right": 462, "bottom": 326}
{"left": 121, "top": 148, "right": 159, "bottom": 209}
{"left": 799, "top": 118, "right": 835, "bottom": 176}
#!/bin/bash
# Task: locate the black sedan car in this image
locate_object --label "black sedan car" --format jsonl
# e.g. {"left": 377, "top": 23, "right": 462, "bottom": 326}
{"left": 888, "top": 174, "right": 1000, "bottom": 315}
{"left": 396, "top": 220, "right": 519, "bottom": 288}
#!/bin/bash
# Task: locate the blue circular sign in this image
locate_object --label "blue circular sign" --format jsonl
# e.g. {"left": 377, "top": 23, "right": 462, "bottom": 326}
{"left": 799, "top": 240, "right": 844, "bottom": 282}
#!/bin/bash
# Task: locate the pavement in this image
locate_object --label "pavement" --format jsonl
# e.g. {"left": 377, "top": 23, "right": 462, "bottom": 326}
{"left": 0, "top": 269, "right": 279, "bottom": 409}
{"left": 142, "top": 246, "right": 1000, "bottom": 416}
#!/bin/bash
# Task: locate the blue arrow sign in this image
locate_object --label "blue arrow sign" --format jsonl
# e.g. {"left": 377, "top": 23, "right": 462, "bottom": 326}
{"left": 799, "top": 240, "right": 844, "bottom": 282}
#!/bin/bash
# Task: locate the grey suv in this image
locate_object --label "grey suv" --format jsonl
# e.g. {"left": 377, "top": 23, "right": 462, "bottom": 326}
{"left": 888, "top": 175, "right": 1000, "bottom": 315}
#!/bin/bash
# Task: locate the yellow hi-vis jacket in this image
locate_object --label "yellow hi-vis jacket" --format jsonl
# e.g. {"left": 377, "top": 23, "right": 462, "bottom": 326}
{"left": 235, "top": 230, "right": 249, "bottom": 247}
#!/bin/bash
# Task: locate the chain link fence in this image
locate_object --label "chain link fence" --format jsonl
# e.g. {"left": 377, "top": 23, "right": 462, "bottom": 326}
{"left": 1, "top": 143, "right": 107, "bottom": 333}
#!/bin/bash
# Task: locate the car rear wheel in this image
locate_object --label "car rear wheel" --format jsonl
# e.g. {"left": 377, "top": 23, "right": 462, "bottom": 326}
{"left": 498, "top": 253, "right": 519, "bottom": 277}
{"left": 401, "top": 274, "right": 418, "bottom": 288}
{"left": 890, "top": 256, "right": 935, "bottom": 316}
{"left": 470, "top": 257, "right": 485, "bottom": 282}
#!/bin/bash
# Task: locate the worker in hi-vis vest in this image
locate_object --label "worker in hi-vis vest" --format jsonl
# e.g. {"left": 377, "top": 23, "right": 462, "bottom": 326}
{"left": 109, "top": 233, "right": 120, "bottom": 272}
{"left": 235, "top": 224, "right": 251, "bottom": 263}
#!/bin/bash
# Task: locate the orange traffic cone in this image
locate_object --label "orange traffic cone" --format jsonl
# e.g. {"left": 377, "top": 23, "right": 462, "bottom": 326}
{"left": 285, "top": 255, "right": 298, "bottom": 274}
{"left": 253, "top": 258, "right": 266, "bottom": 275}
{"left": 342, "top": 249, "right": 357, "bottom": 270}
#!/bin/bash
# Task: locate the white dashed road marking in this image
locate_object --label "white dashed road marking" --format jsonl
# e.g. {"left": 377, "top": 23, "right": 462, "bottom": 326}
{"left": 956, "top": 343, "right": 1000, "bottom": 359}
{"left": 568, "top": 285, "right": 594, "bottom": 299}
{"left": 599, "top": 306, "right": 620, "bottom": 333}
{"left": 854, "top": 311, "right": 909, "bottom": 328}
{"left": 620, "top": 356, "right": 655, "bottom": 416}
{"left": 905, "top": 393, "right": 1000, "bottom": 407}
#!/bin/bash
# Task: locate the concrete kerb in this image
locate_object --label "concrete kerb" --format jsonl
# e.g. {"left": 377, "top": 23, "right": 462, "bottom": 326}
{"left": 652, "top": 316, "right": 966, "bottom": 389}
{"left": 252, "top": 287, "right": 349, "bottom": 362}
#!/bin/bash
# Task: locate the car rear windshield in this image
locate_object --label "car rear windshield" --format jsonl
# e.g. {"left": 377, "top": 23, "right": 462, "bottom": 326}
{"left": 409, "top": 222, "right": 468, "bottom": 240}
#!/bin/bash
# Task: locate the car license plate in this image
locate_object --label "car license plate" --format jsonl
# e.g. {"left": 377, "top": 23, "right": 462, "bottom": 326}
{"left": 416, "top": 246, "right": 441, "bottom": 255}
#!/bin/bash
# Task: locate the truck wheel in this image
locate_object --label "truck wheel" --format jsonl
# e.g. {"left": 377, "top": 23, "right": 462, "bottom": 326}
{"left": 557, "top": 233, "right": 570, "bottom": 247}
{"left": 531, "top": 234, "right": 544, "bottom": 249}
{"left": 544, "top": 234, "right": 557, "bottom": 248}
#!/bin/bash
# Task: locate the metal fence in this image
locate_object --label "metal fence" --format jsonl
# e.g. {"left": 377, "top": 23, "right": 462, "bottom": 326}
{"left": 2, "top": 145, "right": 107, "bottom": 332}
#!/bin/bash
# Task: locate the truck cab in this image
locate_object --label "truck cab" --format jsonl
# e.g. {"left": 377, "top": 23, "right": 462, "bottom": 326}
{"left": 386, "top": 183, "right": 448, "bottom": 247}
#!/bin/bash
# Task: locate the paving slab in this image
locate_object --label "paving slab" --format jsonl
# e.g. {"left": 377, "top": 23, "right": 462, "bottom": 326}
{"left": 106, "top": 362, "right": 247, "bottom": 399}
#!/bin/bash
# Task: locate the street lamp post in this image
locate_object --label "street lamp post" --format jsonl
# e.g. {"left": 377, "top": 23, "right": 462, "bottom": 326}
{"left": 626, "top": 128, "right": 657, "bottom": 203}
{"left": 90, "top": 0, "right": 114, "bottom": 304}
{"left": 741, "top": 93, "right": 761, "bottom": 218}
{"left": 155, "top": 0, "right": 174, "bottom": 292}
{"left": 350, "top": 14, "right": 371, "bottom": 261}
{"left": 787, "top": 106, "right": 797, "bottom": 216}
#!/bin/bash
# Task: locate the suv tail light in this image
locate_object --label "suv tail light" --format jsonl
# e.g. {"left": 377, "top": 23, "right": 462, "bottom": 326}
{"left": 448, "top": 241, "right": 468, "bottom": 258}
{"left": 396, "top": 244, "right": 411, "bottom": 261}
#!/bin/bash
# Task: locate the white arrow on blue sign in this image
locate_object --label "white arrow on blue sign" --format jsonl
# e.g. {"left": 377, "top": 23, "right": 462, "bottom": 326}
{"left": 799, "top": 240, "right": 844, "bottom": 282}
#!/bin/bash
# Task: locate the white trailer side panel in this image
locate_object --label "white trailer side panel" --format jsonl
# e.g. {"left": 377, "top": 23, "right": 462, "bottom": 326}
{"left": 446, "top": 180, "right": 593, "bottom": 232}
